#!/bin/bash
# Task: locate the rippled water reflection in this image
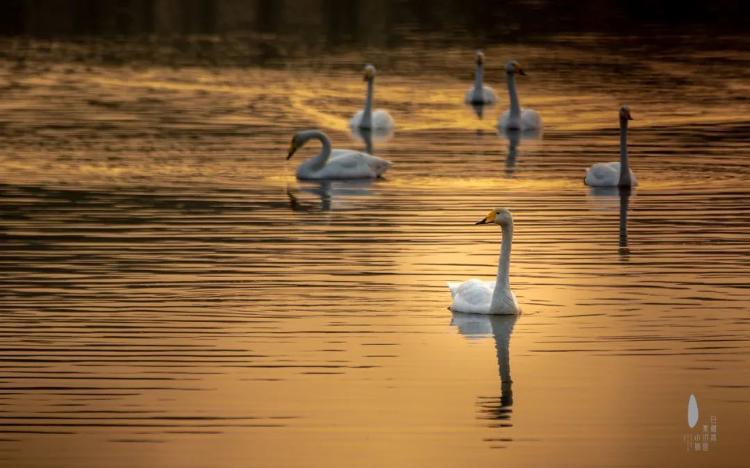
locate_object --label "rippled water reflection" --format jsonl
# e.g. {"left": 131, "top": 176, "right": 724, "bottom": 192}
{"left": 1, "top": 35, "right": 750, "bottom": 467}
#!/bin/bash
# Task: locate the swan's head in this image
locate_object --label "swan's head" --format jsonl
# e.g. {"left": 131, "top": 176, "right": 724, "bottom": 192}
{"left": 619, "top": 105, "right": 633, "bottom": 121}
{"left": 363, "top": 64, "right": 376, "bottom": 81}
{"left": 475, "top": 207, "right": 513, "bottom": 227}
{"left": 475, "top": 50, "right": 485, "bottom": 65}
{"left": 286, "top": 131, "right": 309, "bottom": 160}
{"left": 505, "top": 60, "right": 526, "bottom": 76}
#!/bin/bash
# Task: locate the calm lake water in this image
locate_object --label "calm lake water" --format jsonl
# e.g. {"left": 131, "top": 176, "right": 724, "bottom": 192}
{"left": 1, "top": 32, "right": 750, "bottom": 467}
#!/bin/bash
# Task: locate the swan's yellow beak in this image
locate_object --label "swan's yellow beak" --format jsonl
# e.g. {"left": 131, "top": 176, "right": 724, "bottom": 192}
{"left": 475, "top": 210, "right": 496, "bottom": 225}
{"left": 287, "top": 142, "right": 297, "bottom": 160}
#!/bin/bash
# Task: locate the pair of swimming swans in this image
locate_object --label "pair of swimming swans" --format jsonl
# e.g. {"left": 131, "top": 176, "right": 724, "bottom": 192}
{"left": 287, "top": 130, "right": 390, "bottom": 180}
{"left": 470, "top": 53, "right": 637, "bottom": 188}
{"left": 286, "top": 65, "right": 394, "bottom": 180}
{"left": 466, "top": 52, "right": 542, "bottom": 131}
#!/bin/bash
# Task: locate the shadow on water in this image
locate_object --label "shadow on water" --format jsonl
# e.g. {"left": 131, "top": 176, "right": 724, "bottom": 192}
{"left": 451, "top": 312, "right": 518, "bottom": 446}
{"left": 587, "top": 185, "right": 632, "bottom": 260}
{"left": 498, "top": 128, "right": 542, "bottom": 178}
{"left": 469, "top": 103, "right": 487, "bottom": 120}
{"left": 286, "top": 180, "right": 374, "bottom": 212}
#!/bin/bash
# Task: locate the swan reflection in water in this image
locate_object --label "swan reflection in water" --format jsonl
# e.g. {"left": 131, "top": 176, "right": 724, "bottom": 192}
{"left": 498, "top": 128, "right": 542, "bottom": 177}
{"left": 350, "top": 126, "right": 394, "bottom": 155}
{"left": 287, "top": 179, "right": 374, "bottom": 212}
{"left": 450, "top": 312, "right": 518, "bottom": 428}
{"left": 470, "top": 102, "right": 487, "bottom": 119}
{"left": 587, "top": 186, "right": 632, "bottom": 259}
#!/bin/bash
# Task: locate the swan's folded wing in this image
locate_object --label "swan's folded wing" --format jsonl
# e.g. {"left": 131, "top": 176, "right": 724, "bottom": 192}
{"left": 372, "top": 110, "right": 395, "bottom": 129}
{"left": 448, "top": 279, "right": 494, "bottom": 314}
{"left": 497, "top": 110, "right": 511, "bottom": 128}
{"left": 585, "top": 162, "right": 619, "bottom": 186}
{"left": 349, "top": 110, "right": 364, "bottom": 128}
{"left": 318, "top": 152, "right": 375, "bottom": 179}
{"left": 481, "top": 86, "right": 496, "bottom": 104}
{"left": 521, "top": 108, "right": 542, "bottom": 129}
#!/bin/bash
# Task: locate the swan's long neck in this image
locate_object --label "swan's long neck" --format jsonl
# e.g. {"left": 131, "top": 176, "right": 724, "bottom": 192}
{"left": 362, "top": 78, "right": 374, "bottom": 128}
{"left": 496, "top": 223, "right": 512, "bottom": 289}
{"left": 473, "top": 62, "right": 484, "bottom": 94}
{"left": 507, "top": 73, "right": 521, "bottom": 119}
{"left": 300, "top": 130, "right": 331, "bottom": 171}
{"left": 618, "top": 117, "right": 631, "bottom": 186}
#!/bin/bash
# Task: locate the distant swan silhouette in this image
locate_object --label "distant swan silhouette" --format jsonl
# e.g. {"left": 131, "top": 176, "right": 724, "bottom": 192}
{"left": 585, "top": 106, "right": 637, "bottom": 187}
{"left": 287, "top": 129, "right": 391, "bottom": 180}
{"left": 448, "top": 208, "right": 521, "bottom": 315}
{"left": 497, "top": 61, "right": 542, "bottom": 131}
{"left": 465, "top": 50, "right": 496, "bottom": 105}
{"left": 349, "top": 65, "right": 395, "bottom": 131}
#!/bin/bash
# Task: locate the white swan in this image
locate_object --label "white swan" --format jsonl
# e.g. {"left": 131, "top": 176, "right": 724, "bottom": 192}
{"left": 349, "top": 65, "right": 395, "bottom": 131}
{"left": 465, "top": 50, "right": 496, "bottom": 105}
{"left": 448, "top": 208, "right": 521, "bottom": 315}
{"left": 584, "top": 106, "right": 637, "bottom": 187}
{"left": 287, "top": 129, "right": 391, "bottom": 180}
{"left": 497, "top": 61, "right": 542, "bottom": 131}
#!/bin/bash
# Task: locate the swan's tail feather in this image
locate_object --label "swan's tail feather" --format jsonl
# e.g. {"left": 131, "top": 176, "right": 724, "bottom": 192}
{"left": 447, "top": 282, "right": 460, "bottom": 299}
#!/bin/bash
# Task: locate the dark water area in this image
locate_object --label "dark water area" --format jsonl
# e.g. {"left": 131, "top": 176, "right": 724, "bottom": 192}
{"left": 1, "top": 2, "right": 750, "bottom": 467}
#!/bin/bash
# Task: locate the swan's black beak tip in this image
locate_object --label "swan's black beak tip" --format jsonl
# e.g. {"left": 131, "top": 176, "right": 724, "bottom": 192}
{"left": 475, "top": 218, "right": 488, "bottom": 225}
{"left": 519, "top": 69, "right": 527, "bottom": 76}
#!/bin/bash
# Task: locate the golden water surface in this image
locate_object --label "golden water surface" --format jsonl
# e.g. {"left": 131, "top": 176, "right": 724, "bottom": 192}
{"left": 1, "top": 36, "right": 750, "bottom": 467}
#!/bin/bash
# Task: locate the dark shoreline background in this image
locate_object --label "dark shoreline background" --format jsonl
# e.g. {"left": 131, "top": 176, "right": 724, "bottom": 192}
{"left": 1, "top": 0, "right": 748, "bottom": 40}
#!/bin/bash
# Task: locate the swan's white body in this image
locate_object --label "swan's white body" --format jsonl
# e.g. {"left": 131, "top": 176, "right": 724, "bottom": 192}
{"left": 498, "top": 108, "right": 542, "bottom": 131}
{"left": 287, "top": 130, "right": 391, "bottom": 180}
{"left": 497, "top": 61, "right": 542, "bottom": 131}
{"left": 585, "top": 162, "right": 637, "bottom": 187}
{"left": 585, "top": 106, "right": 637, "bottom": 187}
{"left": 465, "top": 51, "right": 496, "bottom": 105}
{"left": 449, "top": 279, "right": 519, "bottom": 315}
{"left": 466, "top": 86, "right": 496, "bottom": 105}
{"left": 350, "top": 65, "right": 395, "bottom": 131}
{"left": 448, "top": 208, "right": 521, "bottom": 315}
{"left": 350, "top": 109, "right": 394, "bottom": 130}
